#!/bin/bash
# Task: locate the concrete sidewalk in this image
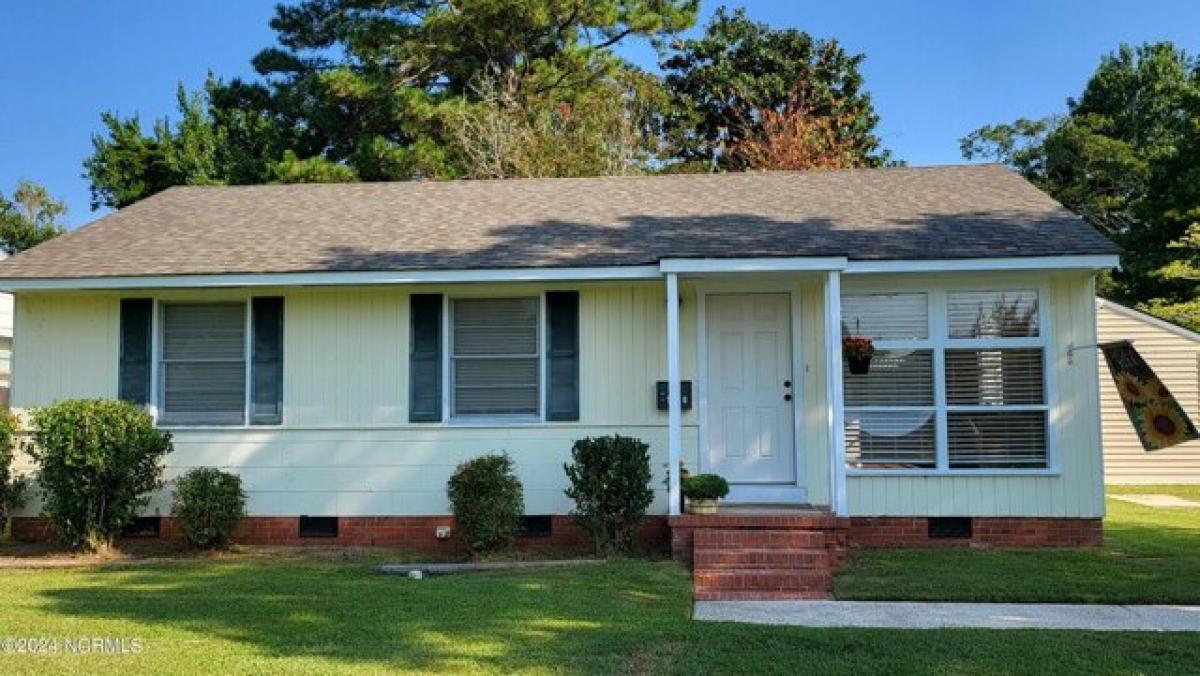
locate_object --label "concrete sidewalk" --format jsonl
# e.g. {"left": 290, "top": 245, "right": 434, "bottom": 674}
{"left": 694, "top": 600, "right": 1200, "bottom": 632}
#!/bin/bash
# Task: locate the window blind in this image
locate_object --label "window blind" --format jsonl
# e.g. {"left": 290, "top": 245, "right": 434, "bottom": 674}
{"left": 841, "top": 293, "right": 928, "bottom": 340}
{"left": 947, "top": 290, "right": 1039, "bottom": 338}
{"left": 945, "top": 348, "right": 1044, "bottom": 406}
{"left": 845, "top": 411, "right": 937, "bottom": 469}
{"left": 948, "top": 411, "right": 1048, "bottom": 468}
{"left": 452, "top": 297, "right": 539, "bottom": 416}
{"left": 160, "top": 303, "right": 246, "bottom": 425}
{"left": 844, "top": 349, "right": 934, "bottom": 406}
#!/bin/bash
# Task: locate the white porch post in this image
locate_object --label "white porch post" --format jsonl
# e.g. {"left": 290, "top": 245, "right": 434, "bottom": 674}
{"left": 666, "top": 272, "right": 683, "bottom": 517}
{"left": 824, "top": 270, "right": 848, "bottom": 515}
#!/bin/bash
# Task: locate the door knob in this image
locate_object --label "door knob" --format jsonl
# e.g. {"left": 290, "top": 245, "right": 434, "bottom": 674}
{"left": 784, "top": 393, "right": 793, "bottom": 402}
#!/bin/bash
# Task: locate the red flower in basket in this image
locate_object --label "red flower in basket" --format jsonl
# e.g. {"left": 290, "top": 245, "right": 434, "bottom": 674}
{"left": 842, "top": 336, "right": 875, "bottom": 375}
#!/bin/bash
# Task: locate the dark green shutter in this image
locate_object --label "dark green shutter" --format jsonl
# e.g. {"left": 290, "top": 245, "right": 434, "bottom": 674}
{"left": 545, "top": 291, "right": 580, "bottom": 421}
{"left": 250, "top": 297, "right": 284, "bottom": 425}
{"left": 118, "top": 298, "right": 153, "bottom": 406}
{"left": 409, "top": 294, "right": 443, "bottom": 422}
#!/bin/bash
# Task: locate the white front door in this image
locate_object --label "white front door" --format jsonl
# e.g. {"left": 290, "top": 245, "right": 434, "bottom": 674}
{"left": 705, "top": 293, "right": 796, "bottom": 484}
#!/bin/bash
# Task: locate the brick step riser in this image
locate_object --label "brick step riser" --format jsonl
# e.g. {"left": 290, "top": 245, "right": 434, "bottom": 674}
{"left": 694, "top": 570, "right": 831, "bottom": 592}
{"left": 694, "top": 590, "right": 833, "bottom": 601}
{"left": 693, "top": 530, "right": 829, "bottom": 550}
{"left": 693, "top": 549, "right": 830, "bottom": 570}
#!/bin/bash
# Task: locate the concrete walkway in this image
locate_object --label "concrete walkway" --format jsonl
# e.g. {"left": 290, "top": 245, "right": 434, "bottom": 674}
{"left": 694, "top": 600, "right": 1200, "bottom": 632}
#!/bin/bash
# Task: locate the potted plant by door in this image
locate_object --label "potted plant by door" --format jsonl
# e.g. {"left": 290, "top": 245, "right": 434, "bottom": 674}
{"left": 682, "top": 474, "right": 730, "bottom": 515}
{"left": 842, "top": 335, "right": 876, "bottom": 375}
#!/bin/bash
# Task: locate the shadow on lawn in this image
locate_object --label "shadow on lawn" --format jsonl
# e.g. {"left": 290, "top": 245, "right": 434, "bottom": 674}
{"left": 34, "top": 559, "right": 691, "bottom": 672}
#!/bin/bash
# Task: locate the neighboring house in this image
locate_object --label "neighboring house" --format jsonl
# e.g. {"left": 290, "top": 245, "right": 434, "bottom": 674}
{"left": 1097, "top": 298, "right": 1200, "bottom": 484}
{"left": 0, "top": 292, "right": 11, "bottom": 408}
{"left": 0, "top": 166, "right": 1120, "bottom": 596}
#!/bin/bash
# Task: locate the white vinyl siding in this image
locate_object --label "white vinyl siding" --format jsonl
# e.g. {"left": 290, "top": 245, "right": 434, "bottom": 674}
{"left": 159, "top": 303, "right": 247, "bottom": 426}
{"left": 843, "top": 288, "right": 1050, "bottom": 473}
{"left": 451, "top": 297, "right": 540, "bottom": 418}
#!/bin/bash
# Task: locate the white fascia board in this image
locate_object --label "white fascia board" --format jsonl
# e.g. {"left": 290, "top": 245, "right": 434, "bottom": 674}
{"left": 844, "top": 255, "right": 1120, "bottom": 274}
{"left": 0, "top": 265, "right": 664, "bottom": 291}
{"left": 658, "top": 257, "right": 848, "bottom": 274}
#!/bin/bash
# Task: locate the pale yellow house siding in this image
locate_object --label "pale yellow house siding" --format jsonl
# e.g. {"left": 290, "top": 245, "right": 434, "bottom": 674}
{"left": 1097, "top": 299, "right": 1200, "bottom": 484}
{"left": 12, "top": 283, "right": 700, "bottom": 517}
{"left": 10, "top": 271, "right": 1105, "bottom": 518}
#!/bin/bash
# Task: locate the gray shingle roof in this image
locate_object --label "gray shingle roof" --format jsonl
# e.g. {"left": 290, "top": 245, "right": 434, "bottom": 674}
{"left": 0, "top": 165, "right": 1117, "bottom": 280}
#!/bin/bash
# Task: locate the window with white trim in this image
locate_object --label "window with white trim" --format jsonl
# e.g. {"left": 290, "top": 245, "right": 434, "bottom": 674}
{"left": 159, "top": 302, "right": 247, "bottom": 426}
{"left": 156, "top": 299, "right": 285, "bottom": 427}
{"left": 451, "top": 297, "right": 540, "bottom": 418}
{"left": 842, "top": 289, "right": 1049, "bottom": 471}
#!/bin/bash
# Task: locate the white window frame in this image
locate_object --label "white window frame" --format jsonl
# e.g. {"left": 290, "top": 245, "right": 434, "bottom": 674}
{"left": 151, "top": 298, "right": 282, "bottom": 429}
{"left": 443, "top": 293, "right": 546, "bottom": 424}
{"left": 844, "top": 280, "right": 1057, "bottom": 477}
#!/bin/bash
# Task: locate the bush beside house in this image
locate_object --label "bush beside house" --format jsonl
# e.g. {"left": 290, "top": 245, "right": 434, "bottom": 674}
{"left": 172, "top": 467, "right": 247, "bottom": 549}
{"left": 26, "top": 399, "right": 171, "bottom": 551}
{"left": 564, "top": 435, "right": 655, "bottom": 555}
{"left": 447, "top": 453, "right": 525, "bottom": 555}
{"left": 0, "top": 411, "right": 26, "bottom": 536}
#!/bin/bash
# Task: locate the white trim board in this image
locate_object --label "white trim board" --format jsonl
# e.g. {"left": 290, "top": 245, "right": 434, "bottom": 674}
{"left": 0, "top": 255, "right": 1118, "bottom": 291}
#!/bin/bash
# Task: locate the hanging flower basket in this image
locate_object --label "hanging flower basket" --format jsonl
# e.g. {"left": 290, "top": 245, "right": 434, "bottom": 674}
{"left": 843, "top": 336, "right": 875, "bottom": 375}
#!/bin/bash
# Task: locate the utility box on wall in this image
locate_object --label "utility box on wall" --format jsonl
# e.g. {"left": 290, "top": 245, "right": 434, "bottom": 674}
{"left": 655, "top": 380, "right": 693, "bottom": 411}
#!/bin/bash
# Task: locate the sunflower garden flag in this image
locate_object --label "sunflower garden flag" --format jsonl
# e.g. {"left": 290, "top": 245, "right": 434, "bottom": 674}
{"left": 1101, "top": 340, "right": 1199, "bottom": 451}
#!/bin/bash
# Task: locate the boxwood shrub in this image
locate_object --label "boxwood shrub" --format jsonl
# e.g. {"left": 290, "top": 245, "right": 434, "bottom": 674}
{"left": 172, "top": 467, "right": 247, "bottom": 549}
{"left": 682, "top": 473, "right": 729, "bottom": 500}
{"left": 563, "top": 435, "right": 654, "bottom": 555}
{"left": 447, "top": 453, "right": 525, "bottom": 555}
{"left": 27, "top": 399, "right": 171, "bottom": 551}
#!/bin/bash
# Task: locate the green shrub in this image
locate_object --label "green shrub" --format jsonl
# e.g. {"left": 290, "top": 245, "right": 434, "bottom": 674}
{"left": 563, "top": 435, "right": 654, "bottom": 555}
{"left": 0, "top": 411, "right": 27, "bottom": 530}
{"left": 172, "top": 467, "right": 247, "bottom": 549}
{"left": 447, "top": 453, "right": 525, "bottom": 555}
{"left": 27, "top": 399, "right": 171, "bottom": 551}
{"left": 682, "top": 473, "right": 729, "bottom": 500}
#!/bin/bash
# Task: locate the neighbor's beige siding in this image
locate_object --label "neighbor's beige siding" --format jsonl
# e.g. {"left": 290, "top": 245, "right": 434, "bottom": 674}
{"left": 1098, "top": 301, "right": 1200, "bottom": 484}
{"left": 11, "top": 283, "right": 700, "bottom": 517}
{"left": 843, "top": 271, "right": 1106, "bottom": 517}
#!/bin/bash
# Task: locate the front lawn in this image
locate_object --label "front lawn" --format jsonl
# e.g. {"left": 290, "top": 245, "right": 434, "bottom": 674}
{"left": 835, "top": 484, "right": 1200, "bottom": 604}
{"left": 1, "top": 554, "right": 1198, "bottom": 675}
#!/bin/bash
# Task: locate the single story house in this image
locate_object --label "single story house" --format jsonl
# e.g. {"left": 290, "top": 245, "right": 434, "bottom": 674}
{"left": 1097, "top": 298, "right": 1200, "bottom": 483}
{"left": 0, "top": 166, "right": 1120, "bottom": 597}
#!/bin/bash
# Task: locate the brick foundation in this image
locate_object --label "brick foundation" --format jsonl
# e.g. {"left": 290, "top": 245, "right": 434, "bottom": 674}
{"left": 10, "top": 516, "right": 669, "bottom": 554}
{"left": 848, "top": 517, "right": 1104, "bottom": 548}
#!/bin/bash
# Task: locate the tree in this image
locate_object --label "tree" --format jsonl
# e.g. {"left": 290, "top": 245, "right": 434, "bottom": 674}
{"left": 85, "top": 1, "right": 699, "bottom": 207}
{"left": 660, "top": 7, "right": 888, "bottom": 172}
{"left": 962, "top": 42, "right": 1200, "bottom": 329}
{"left": 728, "top": 79, "right": 868, "bottom": 171}
{"left": 448, "top": 67, "right": 659, "bottom": 178}
{"left": 0, "top": 180, "right": 67, "bottom": 254}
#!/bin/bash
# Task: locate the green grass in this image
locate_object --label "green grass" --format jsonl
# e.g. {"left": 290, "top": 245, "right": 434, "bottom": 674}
{"left": 0, "top": 555, "right": 1198, "bottom": 675}
{"left": 835, "top": 484, "right": 1200, "bottom": 604}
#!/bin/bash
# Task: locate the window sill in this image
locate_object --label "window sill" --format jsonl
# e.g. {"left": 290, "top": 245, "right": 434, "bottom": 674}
{"left": 446, "top": 415, "right": 544, "bottom": 427}
{"left": 847, "top": 468, "right": 1060, "bottom": 478}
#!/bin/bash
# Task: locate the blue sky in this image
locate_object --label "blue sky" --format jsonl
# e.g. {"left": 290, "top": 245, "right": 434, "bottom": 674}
{"left": 2, "top": 1, "right": 1199, "bottom": 228}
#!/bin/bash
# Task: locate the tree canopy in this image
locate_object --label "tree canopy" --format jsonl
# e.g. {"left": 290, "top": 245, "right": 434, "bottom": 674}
{"left": 659, "top": 7, "right": 888, "bottom": 172}
{"left": 962, "top": 42, "right": 1200, "bottom": 329}
{"left": 84, "top": 3, "right": 891, "bottom": 207}
{"left": 0, "top": 180, "right": 67, "bottom": 255}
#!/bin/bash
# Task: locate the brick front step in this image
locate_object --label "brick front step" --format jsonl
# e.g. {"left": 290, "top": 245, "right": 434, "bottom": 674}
{"left": 694, "top": 569, "right": 832, "bottom": 593}
{"left": 694, "top": 590, "right": 834, "bottom": 601}
{"left": 694, "top": 528, "right": 828, "bottom": 550}
{"left": 693, "top": 547, "right": 830, "bottom": 570}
